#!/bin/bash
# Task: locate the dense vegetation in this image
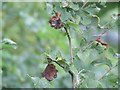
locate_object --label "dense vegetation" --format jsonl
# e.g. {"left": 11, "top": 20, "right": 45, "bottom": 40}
{"left": 1, "top": 1, "right": 119, "bottom": 88}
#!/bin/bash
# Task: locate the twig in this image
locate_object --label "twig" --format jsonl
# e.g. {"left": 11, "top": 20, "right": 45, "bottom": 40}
{"left": 64, "top": 27, "right": 74, "bottom": 63}
{"left": 82, "top": 41, "right": 94, "bottom": 52}
{"left": 64, "top": 27, "right": 76, "bottom": 89}
{"left": 56, "top": 62, "right": 75, "bottom": 88}
{"left": 98, "top": 64, "right": 118, "bottom": 81}
{"left": 82, "top": 30, "right": 110, "bottom": 52}
{"left": 48, "top": 57, "right": 75, "bottom": 88}
{"left": 68, "top": 70, "right": 75, "bottom": 89}
{"left": 81, "top": 0, "right": 89, "bottom": 9}
{"left": 97, "top": 30, "right": 109, "bottom": 40}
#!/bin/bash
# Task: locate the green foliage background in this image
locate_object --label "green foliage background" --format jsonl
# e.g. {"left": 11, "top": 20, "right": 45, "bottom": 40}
{"left": 1, "top": 2, "right": 119, "bottom": 88}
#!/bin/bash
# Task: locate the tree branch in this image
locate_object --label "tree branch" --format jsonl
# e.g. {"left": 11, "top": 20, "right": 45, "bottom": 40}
{"left": 82, "top": 30, "right": 110, "bottom": 52}
{"left": 64, "top": 27, "right": 74, "bottom": 63}
{"left": 98, "top": 63, "right": 118, "bottom": 81}
{"left": 56, "top": 63, "right": 75, "bottom": 89}
{"left": 63, "top": 27, "right": 77, "bottom": 89}
{"left": 47, "top": 56, "right": 75, "bottom": 88}
{"left": 81, "top": 0, "right": 89, "bottom": 9}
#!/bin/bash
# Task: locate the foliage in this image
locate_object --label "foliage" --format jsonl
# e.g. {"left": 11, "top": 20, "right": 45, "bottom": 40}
{"left": 1, "top": 1, "right": 119, "bottom": 88}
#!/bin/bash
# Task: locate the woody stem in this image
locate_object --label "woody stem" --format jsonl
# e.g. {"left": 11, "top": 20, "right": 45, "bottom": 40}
{"left": 64, "top": 27, "right": 74, "bottom": 63}
{"left": 64, "top": 27, "right": 76, "bottom": 89}
{"left": 52, "top": 59, "right": 75, "bottom": 88}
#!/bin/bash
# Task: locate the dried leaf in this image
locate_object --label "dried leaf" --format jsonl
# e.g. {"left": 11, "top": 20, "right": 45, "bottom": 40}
{"left": 41, "top": 64, "right": 58, "bottom": 81}
{"left": 49, "top": 12, "right": 63, "bottom": 29}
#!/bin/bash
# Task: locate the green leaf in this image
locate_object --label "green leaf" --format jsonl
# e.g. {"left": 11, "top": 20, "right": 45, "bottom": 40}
{"left": 66, "top": 21, "right": 79, "bottom": 27}
{"left": 69, "top": 3, "right": 79, "bottom": 11}
{"left": 92, "top": 15, "right": 100, "bottom": 24}
{"left": 29, "top": 76, "right": 53, "bottom": 88}
{"left": 94, "top": 42, "right": 107, "bottom": 53}
{"left": 46, "top": 3, "right": 53, "bottom": 15}
{"left": 87, "top": 79, "right": 99, "bottom": 88}
{"left": 61, "top": 1, "right": 69, "bottom": 8}
{"left": 75, "top": 15, "right": 81, "bottom": 24}
{"left": 108, "top": 47, "right": 115, "bottom": 55}
{"left": 91, "top": 58, "right": 112, "bottom": 68}
{"left": 0, "top": 69, "right": 2, "bottom": 89}
{"left": 57, "top": 60, "right": 69, "bottom": 72}
{"left": 2, "top": 38, "right": 17, "bottom": 49}
{"left": 74, "top": 55, "right": 85, "bottom": 71}
{"left": 84, "top": 4, "right": 101, "bottom": 15}
{"left": 61, "top": 11, "right": 71, "bottom": 21}
{"left": 91, "top": 41, "right": 98, "bottom": 48}
{"left": 66, "top": 21, "right": 82, "bottom": 34}
{"left": 99, "top": 0, "right": 107, "bottom": 7}
{"left": 102, "top": 48, "right": 117, "bottom": 66}
{"left": 69, "top": 64, "right": 78, "bottom": 74}
{"left": 79, "top": 37, "right": 87, "bottom": 47}
{"left": 55, "top": 3, "right": 71, "bottom": 21}
{"left": 81, "top": 15, "right": 92, "bottom": 25}
{"left": 70, "top": 15, "right": 81, "bottom": 24}
{"left": 77, "top": 49, "right": 95, "bottom": 65}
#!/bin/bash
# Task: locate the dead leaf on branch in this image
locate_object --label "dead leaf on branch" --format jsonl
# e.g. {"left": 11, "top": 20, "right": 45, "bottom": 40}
{"left": 41, "top": 64, "right": 58, "bottom": 81}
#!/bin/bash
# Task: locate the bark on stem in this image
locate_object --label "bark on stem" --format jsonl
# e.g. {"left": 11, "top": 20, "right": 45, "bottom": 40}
{"left": 52, "top": 60, "right": 75, "bottom": 88}
{"left": 64, "top": 27, "right": 74, "bottom": 63}
{"left": 64, "top": 27, "right": 76, "bottom": 89}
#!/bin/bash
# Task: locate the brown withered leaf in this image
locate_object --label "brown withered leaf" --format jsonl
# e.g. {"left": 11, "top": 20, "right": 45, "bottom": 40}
{"left": 49, "top": 12, "right": 63, "bottom": 29}
{"left": 96, "top": 38, "right": 109, "bottom": 48}
{"left": 41, "top": 64, "right": 58, "bottom": 81}
{"left": 95, "top": 31, "right": 109, "bottom": 48}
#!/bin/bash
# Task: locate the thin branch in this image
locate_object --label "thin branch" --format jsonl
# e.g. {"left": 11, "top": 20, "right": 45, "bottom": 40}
{"left": 68, "top": 70, "right": 75, "bottom": 89}
{"left": 54, "top": 60, "right": 74, "bottom": 88}
{"left": 97, "top": 30, "right": 109, "bottom": 40}
{"left": 50, "top": 59, "right": 75, "bottom": 88}
{"left": 64, "top": 27, "right": 76, "bottom": 89}
{"left": 82, "top": 41, "right": 94, "bottom": 52}
{"left": 81, "top": 0, "right": 89, "bottom": 9}
{"left": 98, "top": 64, "right": 118, "bottom": 81}
{"left": 64, "top": 27, "right": 74, "bottom": 63}
{"left": 82, "top": 30, "right": 110, "bottom": 52}
{"left": 57, "top": 63, "right": 75, "bottom": 88}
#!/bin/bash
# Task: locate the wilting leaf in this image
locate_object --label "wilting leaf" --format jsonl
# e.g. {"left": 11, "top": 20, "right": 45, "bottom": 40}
{"left": 49, "top": 12, "right": 63, "bottom": 29}
{"left": 41, "top": 64, "right": 58, "bottom": 81}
